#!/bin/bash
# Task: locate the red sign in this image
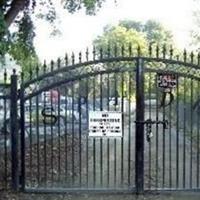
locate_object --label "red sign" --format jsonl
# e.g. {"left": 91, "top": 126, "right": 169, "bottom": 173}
{"left": 157, "top": 73, "right": 177, "bottom": 89}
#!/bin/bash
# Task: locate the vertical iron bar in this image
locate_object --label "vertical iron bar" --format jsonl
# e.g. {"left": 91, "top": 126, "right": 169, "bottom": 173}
{"left": 20, "top": 76, "right": 25, "bottom": 190}
{"left": 176, "top": 76, "right": 179, "bottom": 188}
{"left": 57, "top": 88, "right": 61, "bottom": 185}
{"left": 162, "top": 82, "right": 166, "bottom": 188}
{"left": 11, "top": 71, "right": 19, "bottom": 190}
{"left": 50, "top": 62, "right": 54, "bottom": 186}
{"left": 64, "top": 88, "right": 68, "bottom": 184}
{"left": 183, "top": 77, "right": 186, "bottom": 188}
{"left": 128, "top": 72, "right": 131, "bottom": 187}
{"left": 100, "top": 74, "right": 103, "bottom": 187}
{"left": 3, "top": 71, "right": 8, "bottom": 188}
{"left": 135, "top": 58, "right": 144, "bottom": 194}
{"left": 114, "top": 73, "right": 117, "bottom": 188}
{"left": 148, "top": 72, "right": 152, "bottom": 189}
{"left": 43, "top": 91, "right": 47, "bottom": 186}
{"left": 197, "top": 80, "right": 200, "bottom": 188}
{"left": 29, "top": 97, "right": 33, "bottom": 187}
{"left": 36, "top": 87, "right": 40, "bottom": 186}
{"left": 190, "top": 78, "right": 193, "bottom": 188}
{"left": 93, "top": 76, "right": 96, "bottom": 187}
{"left": 121, "top": 72, "right": 124, "bottom": 187}
{"left": 50, "top": 87, "right": 54, "bottom": 186}
{"left": 155, "top": 73, "right": 159, "bottom": 189}
{"left": 107, "top": 74, "right": 110, "bottom": 188}
{"left": 169, "top": 82, "right": 172, "bottom": 189}
{"left": 78, "top": 80, "right": 82, "bottom": 187}
{"left": 85, "top": 78, "right": 89, "bottom": 187}
{"left": 72, "top": 83, "right": 75, "bottom": 186}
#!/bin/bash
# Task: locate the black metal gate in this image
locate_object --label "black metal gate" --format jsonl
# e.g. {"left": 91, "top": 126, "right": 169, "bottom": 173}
{"left": 2, "top": 45, "right": 198, "bottom": 193}
{"left": 20, "top": 57, "right": 138, "bottom": 193}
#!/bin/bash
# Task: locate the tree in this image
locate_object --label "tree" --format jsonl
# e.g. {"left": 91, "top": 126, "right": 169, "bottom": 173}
{"left": 9, "top": 14, "right": 39, "bottom": 77}
{"left": 93, "top": 25, "right": 148, "bottom": 99}
{"left": 93, "top": 25, "right": 148, "bottom": 55}
{"left": 1, "top": 0, "right": 107, "bottom": 28}
{"left": 119, "top": 19, "right": 174, "bottom": 45}
{"left": 92, "top": 20, "right": 175, "bottom": 99}
{"left": 93, "top": 20, "right": 174, "bottom": 56}
{"left": 0, "top": 0, "right": 108, "bottom": 76}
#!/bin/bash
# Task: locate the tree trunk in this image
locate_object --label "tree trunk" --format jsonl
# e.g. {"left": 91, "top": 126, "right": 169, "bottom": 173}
{"left": 4, "top": 0, "right": 26, "bottom": 27}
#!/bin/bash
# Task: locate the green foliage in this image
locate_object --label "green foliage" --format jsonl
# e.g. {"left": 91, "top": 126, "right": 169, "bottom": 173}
{"left": 63, "top": 0, "right": 106, "bottom": 15}
{"left": 0, "top": 0, "right": 109, "bottom": 75}
{"left": 9, "top": 14, "right": 39, "bottom": 78}
{"left": 93, "top": 24, "right": 148, "bottom": 98}
{"left": 92, "top": 20, "right": 175, "bottom": 99}
{"left": 0, "top": 10, "right": 9, "bottom": 59}
{"left": 119, "top": 19, "right": 174, "bottom": 45}
{"left": 93, "top": 20, "right": 174, "bottom": 56}
{"left": 94, "top": 25, "right": 148, "bottom": 54}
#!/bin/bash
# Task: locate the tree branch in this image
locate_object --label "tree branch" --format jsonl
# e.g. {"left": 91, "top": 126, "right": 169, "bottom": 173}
{"left": 4, "top": 0, "right": 26, "bottom": 27}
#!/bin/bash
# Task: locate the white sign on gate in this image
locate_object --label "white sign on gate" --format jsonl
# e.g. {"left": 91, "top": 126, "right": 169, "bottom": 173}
{"left": 89, "top": 111, "right": 122, "bottom": 137}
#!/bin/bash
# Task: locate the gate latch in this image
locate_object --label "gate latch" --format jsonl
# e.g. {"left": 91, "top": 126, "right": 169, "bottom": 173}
{"left": 135, "top": 119, "right": 168, "bottom": 142}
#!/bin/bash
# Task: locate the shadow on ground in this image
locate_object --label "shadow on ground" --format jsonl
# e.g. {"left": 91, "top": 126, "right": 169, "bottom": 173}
{"left": 0, "top": 191, "right": 200, "bottom": 200}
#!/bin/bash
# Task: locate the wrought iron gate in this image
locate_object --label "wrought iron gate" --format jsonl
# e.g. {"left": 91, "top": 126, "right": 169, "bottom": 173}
{"left": 1, "top": 45, "right": 200, "bottom": 193}
{"left": 20, "top": 57, "right": 138, "bottom": 193}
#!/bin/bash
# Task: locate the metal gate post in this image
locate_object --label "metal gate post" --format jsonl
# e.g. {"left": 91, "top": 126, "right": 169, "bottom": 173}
{"left": 10, "top": 70, "right": 19, "bottom": 190}
{"left": 20, "top": 74, "right": 25, "bottom": 190}
{"left": 135, "top": 58, "right": 145, "bottom": 194}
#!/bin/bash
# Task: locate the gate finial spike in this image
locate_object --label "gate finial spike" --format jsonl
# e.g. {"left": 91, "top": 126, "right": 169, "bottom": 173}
{"left": 57, "top": 57, "right": 61, "bottom": 68}
{"left": 198, "top": 52, "right": 200, "bottom": 66}
{"left": 50, "top": 60, "right": 54, "bottom": 72}
{"left": 92, "top": 46, "right": 96, "bottom": 60}
{"left": 20, "top": 71, "right": 24, "bottom": 83}
{"left": 36, "top": 64, "right": 39, "bottom": 77}
{"left": 128, "top": 43, "right": 132, "bottom": 56}
{"left": 156, "top": 45, "right": 159, "bottom": 58}
{"left": 121, "top": 44, "right": 125, "bottom": 57}
{"left": 169, "top": 45, "right": 173, "bottom": 59}
{"left": 43, "top": 60, "right": 47, "bottom": 73}
{"left": 71, "top": 52, "right": 75, "bottom": 64}
{"left": 183, "top": 49, "right": 187, "bottom": 62}
{"left": 29, "top": 65, "right": 33, "bottom": 79}
{"left": 65, "top": 53, "right": 68, "bottom": 66}
{"left": 79, "top": 52, "right": 82, "bottom": 63}
{"left": 148, "top": 43, "right": 152, "bottom": 57}
{"left": 12, "top": 69, "right": 16, "bottom": 74}
{"left": 162, "top": 44, "right": 166, "bottom": 59}
{"left": 107, "top": 43, "right": 111, "bottom": 58}
{"left": 4, "top": 69, "right": 7, "bottom": 83}
{"left": 100, "top": 47, "right": 103, "bottom": 59}
{"left": 190, "top": 51, "right": 194, "bottom": 63}
{"left": 137, "top": 45, "right": 141, "bottom": 56}
{"left": 114, "top": 43, "right": 118, "bottom": 57}
{"left": 86, "top": 47, "right": 89, "bottom": 61}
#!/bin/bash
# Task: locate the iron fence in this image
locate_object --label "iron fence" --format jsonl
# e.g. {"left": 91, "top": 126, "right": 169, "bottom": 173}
{"left": 1, "top": 44, "right": 200, "bottom": 194}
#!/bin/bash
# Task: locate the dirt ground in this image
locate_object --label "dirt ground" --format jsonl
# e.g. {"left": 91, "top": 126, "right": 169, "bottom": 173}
{"left": 0, "top": 190, "right": 200, "bottom": 200}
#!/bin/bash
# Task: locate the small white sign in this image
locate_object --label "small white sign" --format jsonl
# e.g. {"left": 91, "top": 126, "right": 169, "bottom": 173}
{"left": 89, "top": 111, "right": 122, "bottom": 137}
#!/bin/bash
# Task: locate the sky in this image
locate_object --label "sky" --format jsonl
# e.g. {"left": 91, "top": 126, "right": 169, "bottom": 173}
{"left": 33, "top": 0, "right": 196, "bottom": 62}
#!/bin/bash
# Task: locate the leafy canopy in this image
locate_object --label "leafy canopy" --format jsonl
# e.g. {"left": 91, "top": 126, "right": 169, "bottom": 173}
{"left": 93, "top": 20, "right": 174, "bottom": 54}
{"left": 0, "top": 0, "right": 108, "bottom": 73}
